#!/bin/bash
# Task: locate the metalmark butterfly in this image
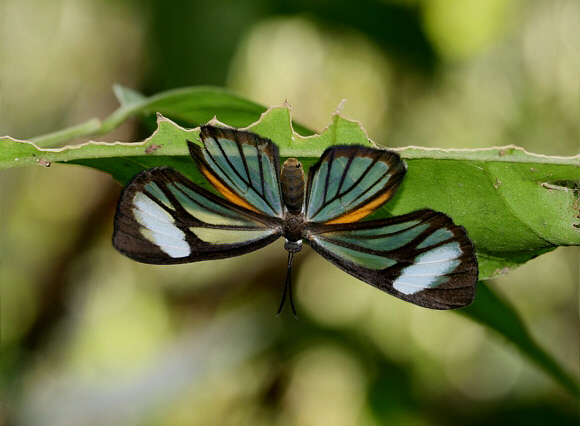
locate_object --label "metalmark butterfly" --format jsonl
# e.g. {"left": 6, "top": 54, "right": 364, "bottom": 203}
{"left": 113, "top": 125, "right": 478, "bottom": 313}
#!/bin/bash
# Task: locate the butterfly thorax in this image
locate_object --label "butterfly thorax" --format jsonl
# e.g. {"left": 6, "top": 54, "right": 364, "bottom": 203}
{"left": 283, "top": 213, "right": 305, "bottom": 243}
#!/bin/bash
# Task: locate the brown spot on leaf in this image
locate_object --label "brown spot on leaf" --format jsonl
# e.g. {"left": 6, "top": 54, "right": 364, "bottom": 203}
{"left": 145, "top": 144, "right": 162, "bottom": 154}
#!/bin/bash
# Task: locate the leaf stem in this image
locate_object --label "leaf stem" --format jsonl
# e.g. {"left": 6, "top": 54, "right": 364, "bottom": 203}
{"left": 30, "top": 118, "right": 102, "bottom": 147}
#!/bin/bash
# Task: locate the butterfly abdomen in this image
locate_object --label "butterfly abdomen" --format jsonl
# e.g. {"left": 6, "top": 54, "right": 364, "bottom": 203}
{"left": 281, "top": 158, "right": 305, "bottom": 214}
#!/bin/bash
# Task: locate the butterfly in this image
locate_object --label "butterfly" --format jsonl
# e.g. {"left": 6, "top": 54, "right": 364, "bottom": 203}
{"left": 113, "top": 125, "right": 478, "bottom": 314}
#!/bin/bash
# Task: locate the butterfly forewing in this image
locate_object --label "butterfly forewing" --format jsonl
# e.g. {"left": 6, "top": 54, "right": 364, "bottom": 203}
{"left": 305, "top": 209, "right": 478, "bottom": 309}
{"left": 305, "top": 145, "right": 405, "bottom": 224}
{"left": 113, "top": 167, "right": 283, "bottom": 264}
{"left": 188, "top": 126, "right": 284, "bottom": 217}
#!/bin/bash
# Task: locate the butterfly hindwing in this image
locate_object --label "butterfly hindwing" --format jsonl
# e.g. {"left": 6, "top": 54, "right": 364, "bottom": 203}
{"left": 306, "top": 209, "right": 478, "bottom": 309}
{"left": 305, "top": 145, "right": 406, "bottom": 224}
{"left": 113, "top": 167, "right": 283, "bottom": 264}
{"left": 188, "top": 126, "right": 284, "bottom": 217}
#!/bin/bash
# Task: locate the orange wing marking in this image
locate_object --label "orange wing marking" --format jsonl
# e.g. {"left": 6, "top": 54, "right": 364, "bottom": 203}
{"left": 324, "top": 186, "right": 396, "bottom": 225}
{"left": 201, "top": 166, "right": 260, "bottom": 213}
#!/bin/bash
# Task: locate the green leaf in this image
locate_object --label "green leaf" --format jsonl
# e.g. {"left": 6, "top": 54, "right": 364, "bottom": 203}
{"left": 3, "top": 104, "right": 578, "bottom": 281}
{"left": 102, "top": 85, "right": 270, "bottom": 133}
{"left": 460, "top": 282, "right": 579, "bottom": 396}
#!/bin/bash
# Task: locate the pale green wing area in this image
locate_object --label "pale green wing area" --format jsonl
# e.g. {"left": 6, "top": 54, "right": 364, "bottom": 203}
{"left": 192, "top": 126, "right": 284, "bottom": 218}
{"left": 113, "top": 167, "right": 283, "bottom": 265}
{"left": 305, "top": 145, "right": 406, "bottom": 223}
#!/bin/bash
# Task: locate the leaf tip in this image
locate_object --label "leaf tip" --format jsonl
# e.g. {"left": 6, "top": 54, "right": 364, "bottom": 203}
{"left": 207, "top": 116, "right": 223, "bottom": 126}
{"left": 334, "top": 99, "right": 347, "bottom": 115}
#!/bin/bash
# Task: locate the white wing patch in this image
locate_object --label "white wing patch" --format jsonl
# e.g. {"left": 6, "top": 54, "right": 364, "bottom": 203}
{"left": 133, "top": 192, "right": 191, "bottom": 258}
{"left": 393, "top": 242, "right": 461, "bottom": 295}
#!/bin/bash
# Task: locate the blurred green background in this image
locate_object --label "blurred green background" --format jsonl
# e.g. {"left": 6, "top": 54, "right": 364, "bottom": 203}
{"left": 1, "top": 0, "right": 578, "bottom": 425}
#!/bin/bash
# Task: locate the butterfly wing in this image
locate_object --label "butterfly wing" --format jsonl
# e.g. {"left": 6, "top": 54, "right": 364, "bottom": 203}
{"left": 188, "top": 125, "right": 284, "bottom": 218}
{"left": 305, "top": 145, "right": 406, "bottom": 224}
{"left": 113, "top": 167, "right": 283, "bottom": 264}
{"left": 306, "top": 209, "right": 478, "bottom": 309}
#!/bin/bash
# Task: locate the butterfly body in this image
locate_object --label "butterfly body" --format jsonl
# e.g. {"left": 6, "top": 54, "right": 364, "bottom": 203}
{"left": 113, "top": 125, "right": 478, "bottom": 311}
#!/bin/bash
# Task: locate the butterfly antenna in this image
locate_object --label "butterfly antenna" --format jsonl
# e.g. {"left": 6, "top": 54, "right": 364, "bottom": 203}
{"left": 277, "top": 250, "right": 298, "bottom": 318}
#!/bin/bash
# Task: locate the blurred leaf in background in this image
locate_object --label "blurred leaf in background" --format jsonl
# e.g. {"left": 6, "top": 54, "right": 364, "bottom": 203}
{"left": 1, "top": 0, "right": 578, "bottom": 425}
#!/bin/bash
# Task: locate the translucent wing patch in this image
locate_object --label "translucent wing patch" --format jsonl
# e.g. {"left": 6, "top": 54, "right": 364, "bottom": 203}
{"left": 113, "top": 167, "right": 283, "bottom": 264}
{"left": 306, "top": 209, "right": 478, "bottom": 309}
{"left": 188, "top": 126, "right": 284, "bottom": 218}
{"left": 305, "top": 145, "right": 406, "bottom": 224}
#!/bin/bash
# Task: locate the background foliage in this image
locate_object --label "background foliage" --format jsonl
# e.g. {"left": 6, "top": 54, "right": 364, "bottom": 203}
{"left": 1, "top": 0, "right": 578, "bottom": 425}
